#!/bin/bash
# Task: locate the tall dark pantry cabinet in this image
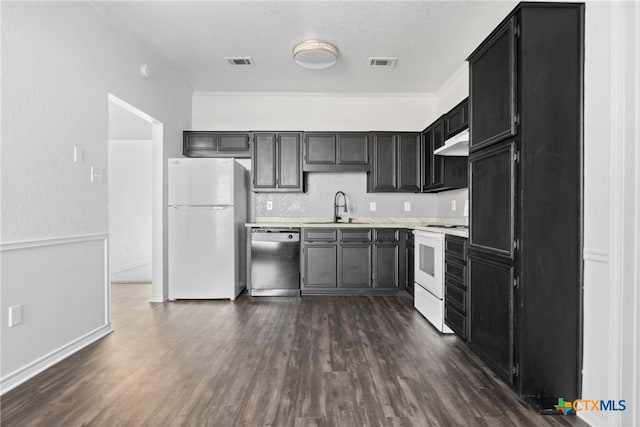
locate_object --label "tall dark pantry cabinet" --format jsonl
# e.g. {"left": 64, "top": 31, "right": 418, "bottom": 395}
{"left": 467, "top": 3, "right": 583, "bottom": 409}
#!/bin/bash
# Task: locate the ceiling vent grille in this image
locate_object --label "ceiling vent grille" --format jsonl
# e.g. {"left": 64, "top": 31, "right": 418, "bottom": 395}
{"left": 225, "top": 57, "right": 254, "bottom": 66}
{"left": 367, "top": 57, "right": 397, "bottom": 68}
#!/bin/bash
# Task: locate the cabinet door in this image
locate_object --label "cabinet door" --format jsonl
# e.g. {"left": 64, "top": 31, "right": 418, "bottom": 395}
{"left": 277, "top": 133, "right": 302, "bottom": 190}
{"left": 304, "top": 134, "right": 336, "bottom": 165}
{"left": 404, "top": 232, "right": 415, "bottom": 295}
{"left": 468, "top": 254, "right": 514, "bottom": 384}
{"left": 420, "top": 129, "right": 432, "bottom": 191}
{"left": 373, "top": 243, "right": 399, "bottom": 288}
{"left": 431, "top": 118, "right": 446, "bottom": 187}
{"left": 183, "top": 132, "right": 218, "bottom": 156}
{"left": 252, "top": 133, "right": 277, "bottom": 189}
{"left": 218, "top": 133, "right": 250, "bottom": 151}
{"left": 445, "top": 98, "right": 469, "bottom": 139}
{"left": 469, "top": 18, "right": 517, "bottom": 151}
{"left": 338, "top": 133, "right": 369, "bottom": 165}
{"left": 303, "top": 244, "right": 337, "bottom": 288}
{"left": 397, "top": 133, "right": 421, "bottom": 192}
{"left": 370, "top": 133, "right": 397, "bottom": 192}
{"left": 469, "top": 141, "right": 517, "bottom": 259}
{"left": 338, "top": 244, "right": 371, "bottom": 288}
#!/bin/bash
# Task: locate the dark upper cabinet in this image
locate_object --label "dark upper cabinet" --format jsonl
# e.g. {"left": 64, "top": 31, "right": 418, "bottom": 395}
{"left": 183, "top": 131, "right": 251, "bottom": 157}
{"left": 421, "top": 120, "right": 468, "bottom": 193}
{"left": 368, "top": 132, "right": 420, "bottom": 193}
{"left": 252, "top": 132, "right": 303, "bottom": 192}
{"left": 468, "top": 141, "right": 517, "bottom": 259}
{"left": 303, "top": 133, "right": 369, "bottom": 172}
{"left": 468, "top": 18, "right": 517, "bottom": 151}
{"left": 368, "top": 133, "right": 397, "bottom": 191}
{"left": 467, "top": 3, "right": 583, "bottom": 405}
{"left": 337, "top": 134, "right": 369, "bottom": 165}
{"left": 445, "top": 98, "right": 469, "bottom": 139}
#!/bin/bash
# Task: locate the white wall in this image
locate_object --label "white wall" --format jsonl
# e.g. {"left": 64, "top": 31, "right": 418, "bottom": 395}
{"left": 581, "top": 2, "right": 640, "bottom": 426}
{"left": 192, "top": 92, "right": 438, "bottom": 132}
{"left": 0, "top": 1, "right": 191, "bottom": 393}
{"left": 108, "top": 140, "right": 153, "bottom": 274}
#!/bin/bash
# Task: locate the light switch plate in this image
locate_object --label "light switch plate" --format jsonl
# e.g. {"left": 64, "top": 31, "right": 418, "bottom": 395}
{"left": 73, "top": 146, "right": 83, "bottom": 163}
{"left": 8, "top": 304, "right": 22, "bottom": 327}
{"left": 404, "top": 202, "right": 411, "bottom": 212}
{"left": 369, "top": 202, "right": 377, "bottom": 212}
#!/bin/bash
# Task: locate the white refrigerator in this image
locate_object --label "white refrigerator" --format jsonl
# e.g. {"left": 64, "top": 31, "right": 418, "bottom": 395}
{"left": 168, "top": 158, "right": 247, "bottom": 300}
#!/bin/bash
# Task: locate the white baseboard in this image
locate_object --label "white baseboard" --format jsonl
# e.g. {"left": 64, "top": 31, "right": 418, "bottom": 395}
{"left": 110, "top": 259, "right": 151, "bottom": 274}
{"left": 148, "top": 294, "right": 166, "bottom": 303}
{"left": 0, "top": 324, "right": 112, "bottom": 395}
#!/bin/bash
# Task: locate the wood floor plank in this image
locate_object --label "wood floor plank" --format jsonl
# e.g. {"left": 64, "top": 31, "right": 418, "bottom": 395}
{"left": 1, "top": 284, "right": 588, "bottom": 427}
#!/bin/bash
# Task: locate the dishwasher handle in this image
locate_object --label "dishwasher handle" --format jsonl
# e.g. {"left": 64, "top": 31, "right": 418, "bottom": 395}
{"left": 251, "top": 229, "right": 300, "bottom": 243}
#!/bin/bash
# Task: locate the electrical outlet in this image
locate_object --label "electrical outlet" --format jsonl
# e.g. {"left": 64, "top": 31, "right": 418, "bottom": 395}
{"left": 90, "top": 166, "right": 104, "bottom": 184}
{"left": 404, "top": 202, "right": 411, "bottom": 212}
{"left": 266, "top": 201, "right": 273, "bottom": 210}
{"left": 451, "top": 200, "right": 457, "bottom": 211}
{"left": 8, "top": 305, "right": 22, "bottom": 327}
{"left": 369, "top": 202, "right": 377, "bottom": 212}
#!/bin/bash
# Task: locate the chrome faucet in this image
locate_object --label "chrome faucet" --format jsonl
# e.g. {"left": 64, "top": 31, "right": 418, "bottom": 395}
{"left": 334, "top": 191, "right": 348, "bottom": 223}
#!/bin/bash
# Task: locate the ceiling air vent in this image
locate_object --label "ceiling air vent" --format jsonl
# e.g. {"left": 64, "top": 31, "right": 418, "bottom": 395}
{"left": 367, "top": 57, "right": 397, "bottom": 68}
{"left": 225, "top": 57, "right": 254, "bottom": 66}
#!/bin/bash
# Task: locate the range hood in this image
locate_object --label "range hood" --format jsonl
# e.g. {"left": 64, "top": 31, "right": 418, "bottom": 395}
{"left": 434, "top": 128, "right": 469, "bottom": 156}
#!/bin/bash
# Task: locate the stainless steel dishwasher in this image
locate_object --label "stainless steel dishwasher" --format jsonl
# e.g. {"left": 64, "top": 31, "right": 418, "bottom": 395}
{"left": 249, "top": 229, "right": 300, "bottom": 296}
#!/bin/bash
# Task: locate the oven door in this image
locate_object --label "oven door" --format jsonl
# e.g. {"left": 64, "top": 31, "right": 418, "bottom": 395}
{"left": 414, "top": 230, "right": 444, "bottom": 299}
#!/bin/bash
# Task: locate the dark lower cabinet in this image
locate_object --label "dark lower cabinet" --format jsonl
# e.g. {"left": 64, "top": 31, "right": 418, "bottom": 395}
{"left": 468, "top": 254, "right": 514, "bottom": 384}
{"left": 372, "top": 243, "right": 399, "bottom": 289}
{"left": 444, "top": 235, "right": 468, "bottom": 340}
{"left": 339, "top": 244, "right": 372, "bottom": 288}
{"left": 404, "top": 231, "right": 414, "bottom": 295}
{"left": 301, "top": 227, "right": 403, "bottom": 295}
{"left": 302, "top": 244, "right": 337, "bottom": 288}
{"left": 467, "top": 2, "right": 583, "bottom": 408}
{"left": 183, "top": 131, "right": 251, "bottom": 157}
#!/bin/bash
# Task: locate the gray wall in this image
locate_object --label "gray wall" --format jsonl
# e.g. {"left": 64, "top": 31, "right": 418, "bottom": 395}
{"left": 437, "top": 188, "right": 469, "bottom": 219}
{"left": 254, "top": 172, "right": 467, "bottom": 219}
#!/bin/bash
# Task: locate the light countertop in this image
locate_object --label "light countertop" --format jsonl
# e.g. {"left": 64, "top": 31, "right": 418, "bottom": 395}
{"left": 245, "top": 217, "right": 469, "bottom": 238}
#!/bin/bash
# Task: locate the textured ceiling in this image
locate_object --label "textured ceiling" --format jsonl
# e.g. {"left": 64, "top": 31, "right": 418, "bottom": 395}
{"left": 95, "top": 1, "right": 517, "bottom": 93}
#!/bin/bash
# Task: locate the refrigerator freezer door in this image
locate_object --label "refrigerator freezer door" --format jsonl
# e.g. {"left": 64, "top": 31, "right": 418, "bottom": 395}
{"left": 168, "top": 206, "right": 236, "bottom": 299}
{"left": 168, "top": 158, "right": 234, "bottom": 206}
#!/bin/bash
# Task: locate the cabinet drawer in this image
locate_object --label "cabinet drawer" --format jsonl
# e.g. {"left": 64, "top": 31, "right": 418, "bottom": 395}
{"left": 339, "top": 229, "right": 372, "bottom": 242}
{"left": 374, "top": 229, "right": 399, "bottom": 242}
{"left": 445, "top": 258, "right": 466, "bottom": 285}
{"left": 445, "top": 279, "right": 467, "bottom": 313}
{"left": 303, "top": 229, "right": 337, "bottom": 242}
{"left": 445, "top": 235, "right": 467, "bottom": 258}
{"left": 445, "top": 304, "right": 467, "bottom": 340}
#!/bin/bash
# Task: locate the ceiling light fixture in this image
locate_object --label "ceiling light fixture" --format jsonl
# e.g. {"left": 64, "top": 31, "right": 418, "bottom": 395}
{"left": 292, "top": 40, "right": 338, "bottom": 70}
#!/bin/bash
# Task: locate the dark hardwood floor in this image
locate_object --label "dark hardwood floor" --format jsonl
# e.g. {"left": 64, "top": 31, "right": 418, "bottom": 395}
{"left": 1, "top": 284, "right": 588, "bottom": 426}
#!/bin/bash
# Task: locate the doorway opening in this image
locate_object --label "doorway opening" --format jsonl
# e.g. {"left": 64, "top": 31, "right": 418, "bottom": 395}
{"left": 108, "top": 94, "right": 164, "bottom": 302}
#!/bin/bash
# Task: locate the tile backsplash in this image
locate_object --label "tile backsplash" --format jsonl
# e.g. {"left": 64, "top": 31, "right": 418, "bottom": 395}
{"left": 253, "top": 172, "right": 468, "bottom": 220}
